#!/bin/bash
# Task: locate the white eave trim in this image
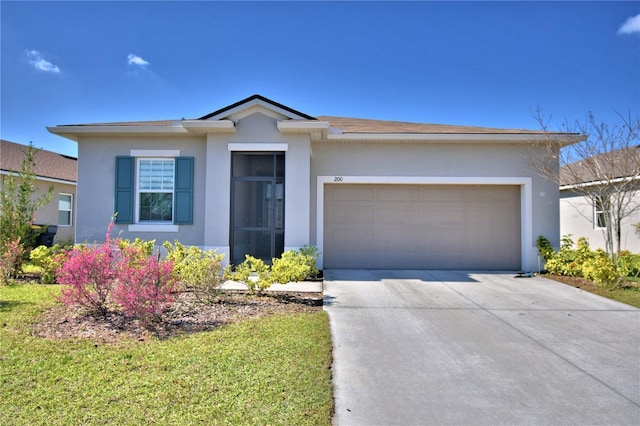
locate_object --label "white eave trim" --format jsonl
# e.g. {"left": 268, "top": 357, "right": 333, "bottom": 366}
{"left": 228, "top": 143, "right": 288, "bottom": 151}
{"left": 325, "top": 133, "right": 582, "bottom": 144}
{"left": 47, "top": 124, "right": 188, "bottom": 141}
{"left": 181, "top": 120, "right": 236, "bottom": 134}
{"left": 277, "top": 121, "right": 330, "bottom": 132}
{"left": 560, "top": 175, "right": 640, "bottom": 191}
{"left": 0, "top": 170, "right": 76, "bottom": 186}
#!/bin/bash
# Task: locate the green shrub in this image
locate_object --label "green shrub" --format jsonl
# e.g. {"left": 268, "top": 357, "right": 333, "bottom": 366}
{"left": 298, "top": 245, "right": 320, "bottom": 277}
{"left": 29, "top": 244, "right": 69, "bottom": 284}
{"left": 545, "top": 235, "right": 578, "bottom": 276}
{"left": 544, "top": 235, "right": 635, "bottom": 290}
{"left": 582, "top": 250, "right": 629, "bottom": 289}
{"left": 271, "top": 246, "right": 319, "bottom": 284}
{"left": 118, "top": 237, "right": 155, "bottom": 257}
{"left": 536, "top": 235, "right": 554, "bottom": 262}
{"left": 227, "top": 246, "right": 320, "bottom": 294}
{"left": 229, "top": 255, "right": 272, "bottom": 294}
{"left": 163, "top": 241, "right": 227, "bottom": 303}
{"left": 620, "top": 251, "right": 640, "bottom": 277}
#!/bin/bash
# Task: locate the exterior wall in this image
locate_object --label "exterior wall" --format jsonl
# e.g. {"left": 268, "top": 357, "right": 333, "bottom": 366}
{"left": 560, "top": 191, "right": 640, "bottom": 253}
{"left": 76, "top": 135, "right": 207, "bottom": 244}
{"left": 72, "top": 111, "right": 562, "bottom": 271}
{"left": 310, "top": 142, "right": 560, "bottom": 271}
{"left": 0, "top": 175, "right": 76, "bottom": 244}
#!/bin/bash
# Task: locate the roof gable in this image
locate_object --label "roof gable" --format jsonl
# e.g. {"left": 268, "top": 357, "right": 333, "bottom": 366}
{"left": 198, "top": 94, "right": 316, "bottom": 121}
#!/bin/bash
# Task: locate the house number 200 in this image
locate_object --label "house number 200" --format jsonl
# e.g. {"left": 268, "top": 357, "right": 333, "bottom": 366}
{"left": 334, "top": 176, "right": 344, "bottom": 182}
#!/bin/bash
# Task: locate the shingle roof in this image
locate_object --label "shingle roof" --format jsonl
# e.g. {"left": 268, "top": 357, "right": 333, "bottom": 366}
{"left": 560, "top": 146, "right": 640, "bottom": 186}
{"left": 0, "top": 140, "right": 77, "bottom": 182}
{"left": 59, "top": 116, "right": 545, "bottom": 135}
{"left": 315, "top": 116, "right": 545, "bottom": 135}
{"left": 56, "top": 119, "right": 176, "bottom": 127}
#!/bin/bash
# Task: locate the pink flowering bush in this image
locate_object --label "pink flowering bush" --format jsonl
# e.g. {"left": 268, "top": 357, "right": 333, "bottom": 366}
{"left": 112, "top": 253, "right": 175, "bottom": 322}
{"left": 0, "top": 237, "right": 25, "bottom": 284}
{"left": 57, "top": 221, "right": 175, "bottom": 322}
{"left": 57, "top": 243, "right": 118, "bottom": 314}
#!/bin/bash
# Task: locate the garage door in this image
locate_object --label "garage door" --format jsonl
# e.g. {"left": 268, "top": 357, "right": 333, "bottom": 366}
{"left": 324, "top": 184, "right": 521, "bottom": 270}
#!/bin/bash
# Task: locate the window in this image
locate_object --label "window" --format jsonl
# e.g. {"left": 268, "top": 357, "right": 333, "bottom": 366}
{"left": 58, "top": 193, "right": 73, "bottom": 226}
{"left": 594, "top": 199, "right": 606, "bottom": 229}
{"left": 114, "top": 155, "right": 193, "bottom": 226}
{"left": 137, "top": 159, "right": 174, "bottom": 222}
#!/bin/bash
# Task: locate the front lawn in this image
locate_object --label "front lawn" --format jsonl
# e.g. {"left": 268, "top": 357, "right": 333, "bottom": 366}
{"left": 0, "top": 283, "right": 333, "bottom": 425}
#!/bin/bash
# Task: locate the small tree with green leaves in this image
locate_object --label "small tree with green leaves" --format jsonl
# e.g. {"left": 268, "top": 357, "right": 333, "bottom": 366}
{"left": 0, "top": 142, "right": 54, "bottom": 277}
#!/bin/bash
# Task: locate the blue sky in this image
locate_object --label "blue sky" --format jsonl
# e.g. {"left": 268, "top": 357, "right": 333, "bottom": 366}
{"left": 1, "top": 1, "right": 639, "bottom": 157}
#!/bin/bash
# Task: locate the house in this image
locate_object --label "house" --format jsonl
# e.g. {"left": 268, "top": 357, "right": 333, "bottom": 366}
{"left": 47, "top": 94, "right": 579, "bottom": 271}
{"left": 0, "top": 139, "right": 77, "bottom": 244}
{"left": 560, "top": 147, "right": 640, "bottom": 253}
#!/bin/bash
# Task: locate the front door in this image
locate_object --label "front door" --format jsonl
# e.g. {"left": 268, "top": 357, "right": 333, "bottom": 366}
{"left": 230, "top": 152, "right": 285, "bottom": 265}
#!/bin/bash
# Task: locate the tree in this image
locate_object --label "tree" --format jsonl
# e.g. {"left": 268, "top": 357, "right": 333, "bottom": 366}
{"left": 0, "top": 142, "right": 54, "bottom": 276}
{"left": 530, "top": 111, "right": 640, "bottom": 258}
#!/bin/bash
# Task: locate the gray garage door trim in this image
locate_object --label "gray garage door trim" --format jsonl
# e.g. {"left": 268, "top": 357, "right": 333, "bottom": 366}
{"left": 316, "top": 176, "right": 533, "bottom": 270}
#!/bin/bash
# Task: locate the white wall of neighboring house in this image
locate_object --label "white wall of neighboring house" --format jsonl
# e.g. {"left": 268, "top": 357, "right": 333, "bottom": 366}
{"left": 560, "top": 190, "right": 640, "bottom": 253}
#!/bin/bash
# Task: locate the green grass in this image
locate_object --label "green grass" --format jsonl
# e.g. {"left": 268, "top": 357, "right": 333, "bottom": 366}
{"left": 546, "top": 274, "right": 640, "bottom": 309}
{"left": 586, "top": 284, "right": 640, "bottom": 308}
{"left": 0, "top": 283, "right": 333, "bottom": 425}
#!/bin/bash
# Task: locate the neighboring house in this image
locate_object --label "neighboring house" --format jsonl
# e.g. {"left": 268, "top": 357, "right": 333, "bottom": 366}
{"left": 48, "top": 94, "right": 578, "bottom": 271}
{"left": 0, "top": 139, "right": 77, "bottom": 244}
{"left": 559, "top": 148, "right": 640, "bottom": 253}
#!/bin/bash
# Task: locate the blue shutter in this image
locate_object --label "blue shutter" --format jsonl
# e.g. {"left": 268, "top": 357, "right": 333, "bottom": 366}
{"left": 174, "top": 157, "right": 194, "bottom": 225}
{"left": 114, "top": 156, "right": 134, "bottom": 224}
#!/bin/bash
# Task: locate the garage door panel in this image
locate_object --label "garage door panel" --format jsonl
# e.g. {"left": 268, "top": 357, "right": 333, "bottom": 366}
{"left": 324, "top": 184, "right": 521, "bottom": 270}
{"left": 330, "top": 187, "right": 375, "bottom": 201}
{"left": 328, "top": 206, "right": 374, "bottom": 224}
{"left": 375, "top": 227, "right": 422, "bottom": 250}
{"left": 377, "top": 208, "right": 422, "bottom": 223}
{"left": 377, "top": 187, "right": 420, "bottom": 201}
{"left": 329, "top": 228, "right": 373, "bottom": 246}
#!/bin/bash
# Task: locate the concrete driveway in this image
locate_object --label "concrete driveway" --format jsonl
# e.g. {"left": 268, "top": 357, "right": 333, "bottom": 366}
{"left": 323, "top": 270, "right": 640, "bottom": 426}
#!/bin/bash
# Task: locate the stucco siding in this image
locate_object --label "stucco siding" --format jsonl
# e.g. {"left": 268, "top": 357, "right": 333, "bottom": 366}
{"left": 560, "top": 191, "right": 640, "bottom": 252}
{"left": 76, "top": 135, "right": 206, "bottom": 245}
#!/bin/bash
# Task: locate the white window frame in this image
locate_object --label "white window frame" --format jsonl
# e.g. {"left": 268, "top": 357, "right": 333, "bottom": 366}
{"left": 58, "top": 193, "right": 73, "bottom": 227}
{"left": 135, "top": 157, "right": 176, "bottom": 225}
{"left": 127, "top": 150, "right": 180, "bottom": 233}
{"left": 594, "top": 199, "right": 606, "bottom": 229}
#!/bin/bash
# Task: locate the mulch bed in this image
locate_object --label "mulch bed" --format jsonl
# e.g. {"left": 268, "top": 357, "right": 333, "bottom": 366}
{"left": 543, "top": 274, "right": 599, "bottom": 290}
{"left": 32, "top": 291, "right": 323, "bottom": 344}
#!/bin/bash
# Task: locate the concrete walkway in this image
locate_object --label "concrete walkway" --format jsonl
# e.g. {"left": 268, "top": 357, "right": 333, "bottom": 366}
{"left": 324, "top": 270, "right": 640, "bottom": 426}
{"left": 219, "top": 280, "right": 322, "bottom": 293}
